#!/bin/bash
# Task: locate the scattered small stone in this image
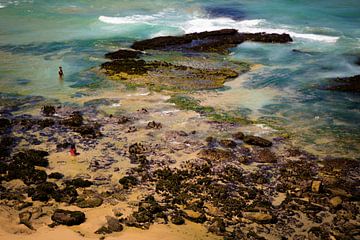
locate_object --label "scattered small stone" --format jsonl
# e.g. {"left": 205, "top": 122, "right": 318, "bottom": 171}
{"left": 329, "top": 196, "right": 342, "bottom": 208}
{"left": 127, "top": 126, "right": 137, "bottom": 133}
{"left": 311, "top": 180, "right": 322, "bottom": 193}
{"left": 147, "top": 121, "right": 162, "bottom": 129}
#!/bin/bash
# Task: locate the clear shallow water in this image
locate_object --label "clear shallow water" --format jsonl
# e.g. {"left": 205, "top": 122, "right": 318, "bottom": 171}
{"left": 0, "top": 0, "right": 359, "bottom": 157}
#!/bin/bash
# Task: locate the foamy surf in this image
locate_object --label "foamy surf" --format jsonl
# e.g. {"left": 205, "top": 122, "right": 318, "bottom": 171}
{"left": 0, "top": 4, "right": 6, "bottom": 8}
{"left": 99, "top": 15, "right": 156, "bottom": 25}
{"left": 181, "top": 17, "right": 339, "bottom": 43}
{"left": 99, "top": 11, "right": 339, "bottom": 43}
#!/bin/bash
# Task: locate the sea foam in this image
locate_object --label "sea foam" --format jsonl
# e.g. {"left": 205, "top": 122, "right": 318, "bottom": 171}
{"left": 99, "top": 10, "right": 339, "bottom": 43}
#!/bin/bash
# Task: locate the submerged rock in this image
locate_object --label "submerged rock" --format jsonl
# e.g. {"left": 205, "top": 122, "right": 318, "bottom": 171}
{"left": 51, "top": 209, "right": 85, "bottom": 226}
{"left": 105, "top": 49, "right": 143, "bottom": 60}
{"left": 321, "top": 75, "right": 360, "bottom": 92}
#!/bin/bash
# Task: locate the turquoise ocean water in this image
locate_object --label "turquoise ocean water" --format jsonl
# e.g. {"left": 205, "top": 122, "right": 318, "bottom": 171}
{"left": 0, "top": 0, "right": 359, "bottom": 157}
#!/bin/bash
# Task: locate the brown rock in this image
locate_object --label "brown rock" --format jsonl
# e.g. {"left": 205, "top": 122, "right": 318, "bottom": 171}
{"left": 311, "top": 180, "right": 322, "bottom": 193}
{"left": 329, "top": 196, "right": 342, "bottom": 208}
{"left": 198, "top": 148, "right": 235, "bottom": 161}
{"left": 243, "top": 212, "right": 274, "bottom": 223}
{"left": 243, "top": 135, "right": 272, "bottom": 147}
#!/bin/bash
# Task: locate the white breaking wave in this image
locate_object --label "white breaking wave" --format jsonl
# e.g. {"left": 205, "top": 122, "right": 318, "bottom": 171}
{"left": 0, "top": 4, "right": 6, "bottom": 8}
{"left": 99, "top": 11, "right": 340, "bottom": 43}
{"left": 181, "top": 17, "right": 339, "bottom": 43}
{"left": 99, "top": 15, "right": 156, "bottom": 25}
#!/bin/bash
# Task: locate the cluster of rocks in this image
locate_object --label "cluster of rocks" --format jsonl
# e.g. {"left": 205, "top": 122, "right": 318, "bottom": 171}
{"left": 100, "top": 29, "right": 292, "bottom": 91}
{"left": 1, "top": 102, "right": 359, "bottom": 239}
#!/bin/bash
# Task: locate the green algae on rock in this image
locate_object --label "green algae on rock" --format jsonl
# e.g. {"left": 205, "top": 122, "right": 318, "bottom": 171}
{"left": 167, "top": 95, "right": 252, "bottom": 124}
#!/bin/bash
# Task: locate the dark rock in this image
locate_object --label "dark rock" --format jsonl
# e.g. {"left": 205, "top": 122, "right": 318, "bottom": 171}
{"left": 0, "top": 162, "right": 8, "bottom": 174}
{"left": 95, "top": 226, "right": 112, "bottom": 234}
{"left": 255, "top": 148, "right": 277, "bottom": 163}
{"left": 12, "top": 149, "right": 49, "bottom": 167}
{"left": 243, "top": 135, "right": 272, "bottom": 147}
{"left": 29, "top": 182, "right": 59, "bottom": 202}
{"left": 119, "top": 176, "right": 138, "bottom": 189}
{"left": 74, "top": 124, "right": 101, "bottom": 138}
{"left": 51, "top": 209, "right": 85, "bottom": 226}
{"left": 147, "top": 121, "right": 162, "bottom": 129}
{"left": 322, "top": 75, "right": 360, "bottom": 92}
{"left": 118, "top": 116, "right": 130, "bottom": 124}
{"left": 48, "top": 172, "right": 64, "bottom": 179}
{"left": 232, "top": 131, "right": 245, "bottom": 140}
{"left": 7, "top": 160, "right": 47, "bottom": 185}
{"left": 131, "top": 29, "right": 292, "bottom": 53}
{"left": 0, "top": 118, "right": 11, "bottom": 133}
{"left": 38, "top": 118, "right": 55, "bottom": 128}
{"left": 41, "top": 105, "right": 56, "bottom": 116}
{"left": 76, "top": 196, "right": 103, "bottom": 208}
{"left": 242, "top": 32, "right": 293, "bottom": 43}
{"left": 62, "top": 111, "right": 83, "bottom": 127}
{"left": 105, "top": 49, "right": 143, "bottom": 60}
{"left": 53, "top": 185, "right": 78, "bottom": 204}
{"left": 171, "top": 214, "right": 185, "bottom": 225}
{"left": 66, "top": 178, "right": 92, "bottom": 188}
{"left": 219, "top": 139, "right": 237, "bottom": 148}
{"left": 129, "top": 143, "right": 145, "bottom": 155}
{"left": 101, "top": 59, "right": 156, "bottom": 75}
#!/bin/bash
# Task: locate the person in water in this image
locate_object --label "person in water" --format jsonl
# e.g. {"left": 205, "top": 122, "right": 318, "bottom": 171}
{"left": 69, "top": 143, "right": 77, "bottom": 156}
{"left": 58, "top": 66, "right": 64, "bottom": 78}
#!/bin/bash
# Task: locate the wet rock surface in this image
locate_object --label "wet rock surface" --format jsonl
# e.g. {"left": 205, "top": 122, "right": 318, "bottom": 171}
{"left": 131, "top": 29, "right": 292, "bottom": 52}
{"left": 321, "top": 74, "right": 360, "bottom": 92}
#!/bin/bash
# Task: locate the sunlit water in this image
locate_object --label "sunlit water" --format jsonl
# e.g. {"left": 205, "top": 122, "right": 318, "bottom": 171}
{"left": 0, "top": 0, "right": 359, "bottom": 157}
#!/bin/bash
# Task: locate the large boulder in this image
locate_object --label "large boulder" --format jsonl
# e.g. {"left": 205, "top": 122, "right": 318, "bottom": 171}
{"left": 51, "top": 209, "right": 85, "bottom": 226}
{"left": 131, "top": 29, "right": 292, "bottom": 53}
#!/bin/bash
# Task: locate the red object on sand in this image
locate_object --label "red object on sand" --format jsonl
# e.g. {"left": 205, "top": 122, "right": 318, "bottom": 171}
{"left": 70, "top": 148, "right": 76, "bottom": 156}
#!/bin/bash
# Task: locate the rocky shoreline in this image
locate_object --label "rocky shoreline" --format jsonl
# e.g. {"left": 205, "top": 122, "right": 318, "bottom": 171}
{"left": 0, "top": 96, "right": 359, "bottom": 239}
{"left": 0, "top": 30, "right": 359, "bottom": 240}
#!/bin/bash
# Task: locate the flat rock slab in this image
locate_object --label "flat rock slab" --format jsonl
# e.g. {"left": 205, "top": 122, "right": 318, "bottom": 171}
{"left": 51, "top": 209, "right": 85, "bottom": 226}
